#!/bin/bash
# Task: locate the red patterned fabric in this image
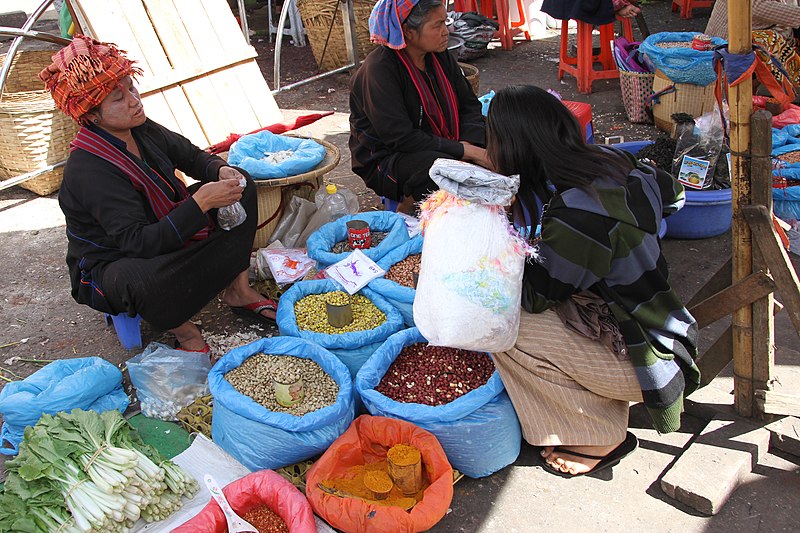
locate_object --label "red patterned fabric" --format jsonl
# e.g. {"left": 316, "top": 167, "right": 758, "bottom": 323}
{"left": 39, "top": 34, "right": 142, "bottom": 124}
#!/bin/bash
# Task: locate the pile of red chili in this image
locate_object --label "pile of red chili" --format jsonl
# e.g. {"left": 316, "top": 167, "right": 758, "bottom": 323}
{"left": 239, "top": 504, "right": 288, "bottom": 533}
{"left": 375, "top": 343, "right": 495, "bottom": 405}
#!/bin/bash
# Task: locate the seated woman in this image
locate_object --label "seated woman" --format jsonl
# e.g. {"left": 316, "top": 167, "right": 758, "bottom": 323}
{"left": 541, "top": 0, "right": 640, "bottom": 25}
{"left": 706, "top": 0, "right": 800, "bottom": 89}
{"left": 487, "top": 86, "right": 700, "bottom": 477}
{"left": 349, "top": 0, "right": 487, "bottom": 214}
{"left": 41, "top": 35, "right": 276, "bottom": 352}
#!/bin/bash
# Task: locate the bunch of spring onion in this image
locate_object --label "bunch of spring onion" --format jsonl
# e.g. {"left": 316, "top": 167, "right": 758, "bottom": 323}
{"left": 0, "top": 409, "right": 198, "bottom": 533}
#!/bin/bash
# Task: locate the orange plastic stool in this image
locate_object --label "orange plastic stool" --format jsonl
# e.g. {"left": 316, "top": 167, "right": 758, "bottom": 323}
{"left": 563, "top": 100, "right": 594, "bottom": 143}
{"left": 558, "top": 17, "right": 634, "bottom": 94}
{"left": 671, "top": 0, "right": 715, "bottom": 19}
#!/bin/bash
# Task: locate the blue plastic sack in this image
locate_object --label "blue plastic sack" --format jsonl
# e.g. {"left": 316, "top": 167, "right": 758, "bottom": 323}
{"left": 368, "top": 235, "right": 423, "bottom": 326}
{"left": 306, "top": 211, "right": 411, "bottom": 267}
{"left": 772, "top": 143, "right": 800, "bottom": 181}
{"left": 773, "top": 128, "right": 790, "bottom": 149}
{"left": 277, "top": 279, "right": 405, "bottom": 378}
{"left": 355, "top": 328, "right": 522, "bottom": 478}
{"left": 209, "top": 337, "right": 355, "bottom": 471}
{"left": 773, "top": 185, "right": 800, "bottom": 221}
{"left": 227, "top": 131, "right": 326, "bottom": 179}
{"left": 0, "top": 357, "right": 129, "bottom": 455}
{"left": 639, "top": 32, "right": 726, "bottom": 86}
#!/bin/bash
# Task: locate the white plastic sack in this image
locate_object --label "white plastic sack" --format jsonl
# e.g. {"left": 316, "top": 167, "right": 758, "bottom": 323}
{"left": 413, "top": 191, "right": 529, "bottom": 352}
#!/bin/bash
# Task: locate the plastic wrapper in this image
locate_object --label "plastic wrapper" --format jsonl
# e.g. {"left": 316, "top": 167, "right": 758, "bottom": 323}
{"left": 413, "top": 190, "right": 529, "bottom": 352}
{"left": 127, "top": 342, "right": 211, "bottom": 420}
{"left": 227, "top": 131, "right": 326, "bottom": 179}
{"left": 0, "top": 357, "right": 129, "bottom": 455}
{"left": 255, "top": 247, "right": 316, "bottom": 286}
{"left": 671, "top": 108, "right": 726, "bottom": 190}
{"left": 270, "top": 196, "right": 316, "bottom": 248}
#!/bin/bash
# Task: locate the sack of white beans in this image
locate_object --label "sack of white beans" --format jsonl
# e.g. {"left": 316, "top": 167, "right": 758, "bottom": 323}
{"left": 356, "top": 327, "right": 522, "bottom": 478}
{"left": 414, "top": 190, "right": 530, "bottom": 352}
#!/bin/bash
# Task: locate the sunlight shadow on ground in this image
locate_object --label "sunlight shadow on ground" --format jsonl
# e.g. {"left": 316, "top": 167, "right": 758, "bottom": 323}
{"left": 0, "top": 193, "right": 64, "bottom": 233}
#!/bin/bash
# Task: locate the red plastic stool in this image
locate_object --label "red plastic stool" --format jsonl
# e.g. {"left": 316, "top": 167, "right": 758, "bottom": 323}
{"left": 563, "top": 100, "right": 594, "bottom": 143}
{"left": 558, "top": 17, "right": 634, "bottom": 94}
{"left": 671, "top": 0, "right": 715, "bottom": 19}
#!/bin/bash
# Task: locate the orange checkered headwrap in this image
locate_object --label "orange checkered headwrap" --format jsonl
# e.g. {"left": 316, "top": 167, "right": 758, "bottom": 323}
{"left": 39, "top": 34, "right": 142, "bottom": 124}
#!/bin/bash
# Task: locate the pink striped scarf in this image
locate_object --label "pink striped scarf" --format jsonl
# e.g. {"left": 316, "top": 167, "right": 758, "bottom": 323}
{"left": 396, "top": 50, "right": 460, "bottom": 140}
{"left": 71, "top": 127, "right": 212, "bottom": 241}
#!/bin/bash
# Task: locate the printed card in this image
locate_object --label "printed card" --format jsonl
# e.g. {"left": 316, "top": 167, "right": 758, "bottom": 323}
{"left": 677, "top": 155, "right": 710, "bottom": 190}
{"left": 324, "top": 248, "right": 386, "bottom": 294}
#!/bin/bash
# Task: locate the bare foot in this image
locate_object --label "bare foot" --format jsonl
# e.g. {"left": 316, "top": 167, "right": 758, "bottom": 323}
{"left": 169, "top": 321, "right": 206, "bottom": 351}
{"left": 221, "top": 271, "right": 276, "bottom": 321}
{"left": 540, "top": 442, "right": 622, "bottom": 476}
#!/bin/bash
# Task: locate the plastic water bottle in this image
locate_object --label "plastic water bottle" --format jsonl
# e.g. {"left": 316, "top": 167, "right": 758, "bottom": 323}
{"left": 217, "top": 178, "right": 247, "bottom": 231}
{"left": 297, "top": 184, "right": 353, "bottom": 246}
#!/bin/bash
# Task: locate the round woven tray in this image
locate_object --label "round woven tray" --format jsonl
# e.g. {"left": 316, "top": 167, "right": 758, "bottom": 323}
{"left": 253, "top": 137, "right": 341, "bottom": 249}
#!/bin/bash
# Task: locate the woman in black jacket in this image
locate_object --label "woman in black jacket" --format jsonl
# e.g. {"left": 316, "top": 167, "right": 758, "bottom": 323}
{"left": 350, "top": 0, "right": 487, "bottom": 213}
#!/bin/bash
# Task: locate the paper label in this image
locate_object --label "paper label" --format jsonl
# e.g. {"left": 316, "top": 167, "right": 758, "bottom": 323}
{"left": 324, "top": 248, "right": 385, "bottom": 294}
{"left": 677, "top": 155, "right": 710, "bottom": 189}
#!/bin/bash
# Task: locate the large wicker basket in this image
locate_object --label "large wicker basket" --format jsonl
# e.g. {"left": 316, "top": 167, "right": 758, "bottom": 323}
{"left": 296, "top": 0, "right": 377, "bottom": 71}
{"left": 0, "top": 50, "right": 78, "bottom": 196}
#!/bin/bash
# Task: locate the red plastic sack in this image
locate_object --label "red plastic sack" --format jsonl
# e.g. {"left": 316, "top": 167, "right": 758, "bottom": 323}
{"left": 753, "top": 95, "right": 800, "bottom": 128}
{"left": 172, "top": 470, "right": 316, "bottom": 533}
{"left": 306, "top": 415, "right": 453, "bottom": 533}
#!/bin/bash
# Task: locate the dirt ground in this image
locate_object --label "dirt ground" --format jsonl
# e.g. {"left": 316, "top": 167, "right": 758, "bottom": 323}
{"left": 1, "top": 0, "right": 799, "bottom": 529}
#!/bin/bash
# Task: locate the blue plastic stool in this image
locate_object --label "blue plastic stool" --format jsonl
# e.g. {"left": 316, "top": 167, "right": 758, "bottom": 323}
{"left": 104, "top": 313, "right": 143, "bottom": 350}
{"left": 381, "top": 197, "right": 399, "bottom": 212}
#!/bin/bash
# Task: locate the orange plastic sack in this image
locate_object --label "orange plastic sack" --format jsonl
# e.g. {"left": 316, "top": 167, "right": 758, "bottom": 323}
{"left": 172, "top": 470, "right": 316, "bottom": 533}
{"left": 306, "top": 415, "right": 453, "bottom": 533}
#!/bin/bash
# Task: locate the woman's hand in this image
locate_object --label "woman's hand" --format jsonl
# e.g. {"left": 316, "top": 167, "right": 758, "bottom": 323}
{"left": 192, "top": 179, "right": 243, "bottom": 213}
{"left": 218, "top": 165, "right": 245, "bottom": 182}
{"left": 461, "top": 142, "right": 494, "bottom": 170}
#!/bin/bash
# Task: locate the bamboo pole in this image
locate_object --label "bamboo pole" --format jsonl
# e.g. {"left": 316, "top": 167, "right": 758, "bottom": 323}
{"left": 728, "top": 0, "right": 755, "bottom": 417}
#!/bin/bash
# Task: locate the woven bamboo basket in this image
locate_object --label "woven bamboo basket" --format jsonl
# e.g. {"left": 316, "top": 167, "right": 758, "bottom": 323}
{"left": 253, "top": 137, "right": 341, "bottom": 249}
{"left": 296, "top": 0, "right": 377, "bottom": 71}
{"left": 0, "top": 50, "right": 78, "bottom": 196}
{"left": 458, "top": 62, "right": 480, "bottom": 95}
{"left": 651, "top": 69, "right": 716, "bottom": 135}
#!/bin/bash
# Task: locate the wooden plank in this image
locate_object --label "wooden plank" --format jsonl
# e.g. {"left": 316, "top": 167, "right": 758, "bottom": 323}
{"left": 698, "top": 327, "right": 733, "bottom": 388}
{"left": 197, "top": 0, "right": 282, "bottom": 126}
{"left": 750, "top": 110, "right": 775, "bottom": 402}
{"left": 137, "top": 52, "right": 257, "bottom": 96}
{"left": 169, "top": 0, "right": 263, "bottom": 136}
{"left": 142, "top": 0, "right": 233, "bottom": 144}
{"left": 743, "top": 205, "right": 800, "bottom": 334}
{"left": 756, "top": 390, "right": 800, "bottom": 417}
{"left": 689, "top": 271, "right": 776, "bottom": 329}
{"left": 687, "top": 258, "right": 732, "bottom": 309}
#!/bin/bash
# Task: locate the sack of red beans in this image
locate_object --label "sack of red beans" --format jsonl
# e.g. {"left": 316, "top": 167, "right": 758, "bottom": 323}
{"left": 174, "top": 469, "right": 316, "bottom": 532}
{"left": 355, "top": 328, "right": 522, "bottom": 478}
{"left": 276, "top": 279, "right": 406, "bottom": 378}
{"left": 306, "top": 211, "right": 411, "bottom": 267}
{"left": 209, "top": 336, "right": 356, "bottom": 471}
{"left": 368, "top": 235, "right": 423, "bottom": 326}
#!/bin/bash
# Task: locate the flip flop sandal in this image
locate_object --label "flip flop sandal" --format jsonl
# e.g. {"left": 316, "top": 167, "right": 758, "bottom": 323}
{"left": 230, "top": 298, "right": 278, "bottom": 327}
{"left": 539, "top": 431, "right": 639, "bottom": 478}
{"left": 175, "top": 342, "right": 211, "bottom": 354}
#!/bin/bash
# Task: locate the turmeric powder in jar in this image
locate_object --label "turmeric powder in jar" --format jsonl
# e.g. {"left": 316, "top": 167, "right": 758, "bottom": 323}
{"left": 363, "top": 470, "right": 393, "bottom": 500}
{"left": 387, "top": 444, "right": 423, "bottom": 495}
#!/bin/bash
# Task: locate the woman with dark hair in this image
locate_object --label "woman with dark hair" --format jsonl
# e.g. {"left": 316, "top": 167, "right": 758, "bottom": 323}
{"left": 349, "top": 0, "right": 487, "bottom": 213}
{"left": 487, "top": 85, "right": 700, "bottom": 477}
{"left": 41, "top": 35, "right": 277, "bottom": 353}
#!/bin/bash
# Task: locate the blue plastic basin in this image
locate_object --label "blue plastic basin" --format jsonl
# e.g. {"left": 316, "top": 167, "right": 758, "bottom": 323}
{"left": 615, "top": 141, "right": 732, "bottom": 239}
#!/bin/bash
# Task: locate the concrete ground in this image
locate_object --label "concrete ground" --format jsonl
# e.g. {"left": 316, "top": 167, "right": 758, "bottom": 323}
{"left": 1, "top": 1, "right": 799, "bottom": 532}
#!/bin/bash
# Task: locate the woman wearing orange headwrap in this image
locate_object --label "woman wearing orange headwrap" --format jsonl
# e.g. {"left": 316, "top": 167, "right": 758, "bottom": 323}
{"left": 42, "top": 35, "right": 277, "bottom": 352}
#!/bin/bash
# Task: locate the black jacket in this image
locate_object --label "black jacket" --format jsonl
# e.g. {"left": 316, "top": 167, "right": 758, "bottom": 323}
{"left": 58, "top": 119, "right": 227, "bottom": 311}
{"left": 542, "top": 0, "right": 615, "bottom": 25}
{"left": 349, "top": 46, "right": 485, "bottom": 183}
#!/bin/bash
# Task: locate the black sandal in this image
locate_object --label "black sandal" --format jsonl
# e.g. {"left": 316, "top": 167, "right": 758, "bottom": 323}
{"left": 539, "top": 432, "right": 638, "bottom": 478}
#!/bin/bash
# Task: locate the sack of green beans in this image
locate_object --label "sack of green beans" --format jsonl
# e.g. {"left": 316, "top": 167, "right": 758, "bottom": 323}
{"left": 306, "top": 211, "right": 411, "bottom": 267}
{"left": 209, "top": 336, "right": 355, "bottom": 471}
{"left": 276, "top": 279, "right": 405, "bottom": 378}
{"left": 355, "top": 327, "right": 522, "bottom": 478}
{"left": 368, "top": 235, "right": 423, "bottom": 326}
